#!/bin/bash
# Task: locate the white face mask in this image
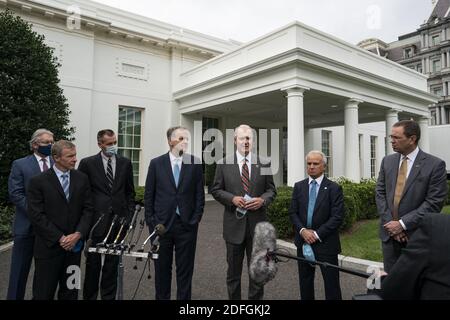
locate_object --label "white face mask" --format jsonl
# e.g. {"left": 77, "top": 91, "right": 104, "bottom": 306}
{"left": 104, "top": 145, "right": 117, "bottom": 157}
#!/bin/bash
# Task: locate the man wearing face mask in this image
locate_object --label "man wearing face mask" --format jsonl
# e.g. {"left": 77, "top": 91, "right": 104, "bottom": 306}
{"left": 144, "top": 126, "right": 204, "bottom": 300}
{"left": 79, "top": 129, "right": 135, "bottom": 300}
{"left": 7, "top": 129, "right": 54, "bottom": 300}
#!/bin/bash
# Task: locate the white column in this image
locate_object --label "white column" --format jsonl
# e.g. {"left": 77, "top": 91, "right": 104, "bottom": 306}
{"left": 385, "top": 109, "right": 399, "bottom": 155}
{"left": 284, "top": 86, "right": 308, "bottom": 186}
{"left": 418, "top": 116, "right": 430, "bottom": 152}
{"left": 344, "top": 98, "right": 362, "bottom": 182}
{"left": 447, "top": 52, "right": 450, "bottom": 70}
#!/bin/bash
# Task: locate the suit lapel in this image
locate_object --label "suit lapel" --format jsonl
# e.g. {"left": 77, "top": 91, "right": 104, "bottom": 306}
{"left": 68, "top": 170, "right": 76, "bottom": 203}
{"left": 29, "top": 155, "right": 41, "bottom": 174}
{"left": 95, "top": 153, "right": 109, "bottom": 191}
{"left": 387, "top": 153, "right": 401, "bottom": 207}
{"left": 177, "top": 154, "right": 190, "bottom": 188}
{"left": 49, "top": 168, "right": 67, "bottom": 202}
{"left": 313, "top": 177, "right": 329, "bottom": 213}
{"left": 114, "top": 155, "right": 125, "bottom": 191}
{"left": 402, "top": 150, "right": 426, "bottom": 197}
{"left": 164, "top": 152, "right": 177, "bottom": 189}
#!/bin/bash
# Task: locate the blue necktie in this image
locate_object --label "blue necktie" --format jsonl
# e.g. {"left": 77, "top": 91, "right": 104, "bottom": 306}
{"left": 303, "top": 180, "right": 318, "bottom": 262}
{"left": 173, "top": 160, "right": 180, "bottom": 215}
{"left": 307, "top": 180, "right": 317, "bottom": 228}
{"left": 61, "top": 173, "right": 70, "bottom": 201}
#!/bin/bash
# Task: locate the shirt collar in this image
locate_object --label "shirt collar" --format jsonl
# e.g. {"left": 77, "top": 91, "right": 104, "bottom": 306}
{"left": 53, "top": 165, "right": 69, "bottom": 178}
{"left": 169, "top": 151, "right": 182, "bottom": 163}
{"left": 236, "top": 151, "right": 252, "bottom": 164}
{"left": 309, "top": 174, "right": 324, "bottom": 186}
{"left": 34, "top": 153, "right": 50, "bottom": 163}
{"left": 403, "top": 146, "right": 419, "bottom": 162}
{"left": 101, "top": 151, "right": 115, "bottom": 162}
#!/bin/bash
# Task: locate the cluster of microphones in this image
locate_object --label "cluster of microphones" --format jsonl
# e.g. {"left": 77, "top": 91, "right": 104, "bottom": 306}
{"left": 84, "top": 204, "right": 166, "bottom": 260}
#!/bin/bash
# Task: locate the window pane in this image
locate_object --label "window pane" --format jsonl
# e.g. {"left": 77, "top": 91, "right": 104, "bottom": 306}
{"left": 125, "top": 135, "right": 133, "bottom": 148}
{"left": 134, "top": 135, "right": 141, "bottom": 148}
{"left": 126, "top": 109, "right": 134, "bottom": 122}
{"left": 135, "top": 111, "right": 141, "bottom": 123}
{"left": 126, "top": 122, "right": 134, "bottom": 135}
{"left": 132, "top": 150, "right": 140, "bottom": 161}
{"left": 133, "top": 162, "right": 139, "bottom": 172}
{"left": 134, "top": 123, "right": 141, "bottom": 136}
{"left": 118, "top": 135, "right": 124, "bottom": 147}
{"left": 118, "top": 121, "right": 126, "bottom": 134}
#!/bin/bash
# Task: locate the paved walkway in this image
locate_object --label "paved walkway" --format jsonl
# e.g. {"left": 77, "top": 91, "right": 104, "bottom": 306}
{"left": 0, "top": 200, "right": 368, "bottom": 300}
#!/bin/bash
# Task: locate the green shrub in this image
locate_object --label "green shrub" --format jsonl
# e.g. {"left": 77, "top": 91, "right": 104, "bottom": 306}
{"left": 0, "top": 206, "right": 14, "bottom": 244}
{"left": 267, "top": 186, "right": 294, "bottom": 239}
{"left": 135, "top": 186, "right": 145, "bottom": 205}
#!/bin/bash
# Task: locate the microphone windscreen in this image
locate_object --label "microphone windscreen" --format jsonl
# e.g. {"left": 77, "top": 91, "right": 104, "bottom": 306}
{"left": 249, "top": 222, "right": 278, "bottom": 285}
{"left": 135, "top": 204, "right": 142, "bottom": 212}
{"left": 252, "top": 222, "right": 277, "bottom": 255}
{"left": 249, "top": 250, "right": 278, "bottom": 285}
{"left": 155, "top": 224, "right": 166, "bottom": 236}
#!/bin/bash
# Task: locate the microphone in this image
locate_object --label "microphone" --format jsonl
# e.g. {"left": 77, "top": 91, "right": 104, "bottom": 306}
{"left": 249, "top": 222, "right": 278, "bottom": 285}
{"left": 120, "top": 204, "right": 141, "bottom": 248}
{"left": 97, "top": 214, "right": 118, "bottom": 248}
{"left": 150, "top": 224, "right": 166, "bottom": 253}
{"left": 110, "top": 217, "right": 127, "bottom": 250}
{"left": 84, "top": 212, "right": 105, "bottom": 258}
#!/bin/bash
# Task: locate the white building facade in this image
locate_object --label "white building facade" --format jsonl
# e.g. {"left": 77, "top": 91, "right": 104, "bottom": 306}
{"left": 2, "top": 0, "right": 437, "bottom": 187}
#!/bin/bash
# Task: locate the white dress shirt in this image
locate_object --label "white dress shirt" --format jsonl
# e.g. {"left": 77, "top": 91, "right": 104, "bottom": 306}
{"left": 53, "top": 165, "right": 70, "bottom": 190}
{"left": 236, "top": 151, "right": 252, "bottom": 178}
{"left": 34, "top": 153, "right": 51, "bottom": 172}
{"left": 101, "top": 152, "right": 116, "bottom": 177}
{"left": 300, "top": 174, "right": 325, "bottom": 242}
{"left": 169, "top": 151, "right": 182, "bottom": 174}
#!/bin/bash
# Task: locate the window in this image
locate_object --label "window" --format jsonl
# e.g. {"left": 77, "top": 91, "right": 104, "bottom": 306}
{"left": 118, "top": 107, "right": 142, "bottom": 186}
{"left": 446, "top": 107, "right": 450, "bottom": 124}
{"left": 321, "top": 130, "right": 332, "bottom": 177}
{"left": 430, "top": 110, "right": 437, "bottom": 125}
{"left": 359, "top": 134, "right": 364, "bottom": 179}
{"left": 432, "top": 59, "right": 441, "bottom": 72}
{"left": 202, "top": 117, "right": 219, "bottom": 187}
{"left": 432, "top": 86, "right": 443, "bottom": 97}
{"left": 417, "top": 63, "right": 423, "bottom": 73}
{"left": 404, "top": 48, "right": 413, "bottom": 58}
{"left": 370, "top": 136, "right": 377, "bottom": 179}
{"left": 432, "top": 34, "right": 440, "bottom": 46}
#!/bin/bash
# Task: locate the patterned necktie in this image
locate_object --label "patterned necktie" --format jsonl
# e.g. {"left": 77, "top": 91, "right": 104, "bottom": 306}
{"left": 106, "top": 157, "right": 114, "bottom": 193}
{"left": 307, "top": 180, "right": 318, "bottom": 228}
{"left": 393, "top": 156, "right": 408, "bottom": 220}
{"left": 241, "top": 158, "right": 250, "bottom": 195}
{"left": 61, "top": 173, "right": 69, "bottom": 201}
{"left": 41, "top": 158, "right": 49, "bottom": 172}
{"left": 173, "top": 160, "right": 181, "bottom": 215}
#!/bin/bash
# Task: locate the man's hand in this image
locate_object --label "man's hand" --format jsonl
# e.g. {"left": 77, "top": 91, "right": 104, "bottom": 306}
{"left": 384, "top": 220, "right": 404, "bottom": 237}
{"left": 244, "top": 197, "right": 264, "bottom": 211}
{"left": 232, "top": 196, "right": 246, "bottom": 208}
{"left": 300, "top": 229, "right": 318, "bottom": 245}
{"left": 393, "top": 231, "right": 408, "bottom": 243}
{"left": 60, "top": 232, "right": 81, "bottom": 251}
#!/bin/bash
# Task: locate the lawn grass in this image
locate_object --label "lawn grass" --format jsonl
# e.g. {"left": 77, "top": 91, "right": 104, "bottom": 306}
{"left": 340, "top": 205, "right": 450, "bottom": 262}
{"left": 340, "top": 219, "right": 382, "bottom": 262}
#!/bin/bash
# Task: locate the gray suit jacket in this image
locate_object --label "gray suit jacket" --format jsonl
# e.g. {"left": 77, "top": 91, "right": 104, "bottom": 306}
{"left": 376, "top": 149, "right": 448, "bottom": 242}
{"left": 211, "top": 154, "right": 277, "bottom": 244}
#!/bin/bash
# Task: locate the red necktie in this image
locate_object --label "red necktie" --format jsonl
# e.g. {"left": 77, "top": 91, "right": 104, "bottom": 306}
{"left": 241, "top": 158, "right": 250, "bottom": 194}
{"left": 41, "top": 158, "right": 49, "bottom": 172}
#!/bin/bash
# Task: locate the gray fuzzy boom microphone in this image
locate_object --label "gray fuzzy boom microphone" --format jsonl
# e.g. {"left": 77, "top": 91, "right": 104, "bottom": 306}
{"left": 249, "top": 222, "right": 278, "bottom": 285}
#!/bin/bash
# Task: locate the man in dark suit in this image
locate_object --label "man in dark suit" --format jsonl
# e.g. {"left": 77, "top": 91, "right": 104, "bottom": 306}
{"left": 79, "top": 129, "right": 135, "bottom": 300}
{"left": 211, "top": 124, "right": 276, "bottom": 300}
{"left": 27, "top": 140, "right": 93, "bottom": 300}
{"left": 380, "top": 213, "right": 450, "bottom": 300}
{"left": 7, "top": 129, "right": 54, "bottom": 300}
{"left": 289, "top": 150, "right": 344, "bottom": 300}
{"left": 144, "top": 126, "right": 204, "bottom": 300}
{"left": 376, "top": 120, "right": 448, "bottom": 272}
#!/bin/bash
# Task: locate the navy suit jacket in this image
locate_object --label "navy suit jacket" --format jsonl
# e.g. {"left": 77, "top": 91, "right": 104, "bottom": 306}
{"left": 144, "top": 152, "right": 204, "bottom": 232}
{"left": 8, "top": 154, "right": 53, "bottom": 236}
{"left": 289, "top": 177, "right": 344, "bottom": 256}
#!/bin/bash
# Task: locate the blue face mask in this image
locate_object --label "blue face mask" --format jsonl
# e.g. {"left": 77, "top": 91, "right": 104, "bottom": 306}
{"left": 37, "top": 144, "right": 52, "bottom": 157}
{"left": 104, "top": 145, "right": 117, "bottom": 157}
{"left": 302, "top": 243, "right": 316, "bottom": 262}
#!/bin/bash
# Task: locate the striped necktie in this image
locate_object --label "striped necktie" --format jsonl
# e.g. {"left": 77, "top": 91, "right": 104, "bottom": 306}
{"left": 106, "top": 157, "right": 114, "bottom": 193}
{"left": 241, "top": 158, "right": 250, "bottom": 195}
{"left": 61, "top": 173, "right": 69, "bottom": 201}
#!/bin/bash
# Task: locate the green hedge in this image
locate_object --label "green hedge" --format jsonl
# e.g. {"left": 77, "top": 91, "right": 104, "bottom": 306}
{"left": 266, "top": 186, "right": 294, "bottom": 239}
{"left": 135, "top": 186, "right": 145, "bottom": 205}
{"left": 266, "top": 178, "right": 378, "bottom": 239}
{"left": 0, "top": 206, "right": 14, "bottom": 245}
{"left": 448, "top": 180, "right": 450, "bottom": 205}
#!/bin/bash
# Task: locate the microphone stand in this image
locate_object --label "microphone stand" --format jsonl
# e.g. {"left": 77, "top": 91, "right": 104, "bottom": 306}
{"left": 84, "top": 212, "right": 105, "bottom": 258}
{"left": 268, "top": 250, "right": 370, "bottom": 279}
